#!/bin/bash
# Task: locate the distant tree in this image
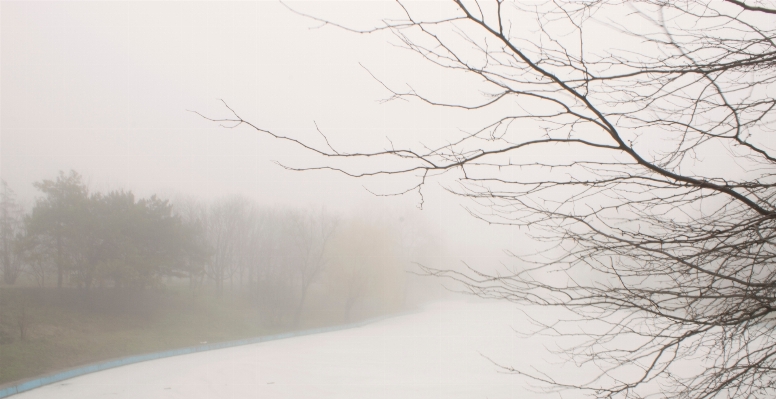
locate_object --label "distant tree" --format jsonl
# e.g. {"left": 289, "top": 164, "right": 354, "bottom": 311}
{"left": 17, "top": 231, "right": 51, "bottom": 287}
{"left": 97, "top": 191, "right": 190, "bottom": 289}
{"left": 171, "top": 197, "right": 210, "bottom": 292}
{"left": 239, "top": 207, "right": 264, "bottom": 293}
{"left": 204, "top": 197, "right": 251, "bottom": 295}
{"left": 228, "top": 200, "right": 261, "bottom": 291}
{"left": 95, "top": 190, "right": 139, "bottom": 289}
{"left": 289, "top": 208, "right": 337, "bottom": 327}
{"left": 27, "top": 171, "right": 89, "bottom": 289}
{"left": 133, "top": 194, "right": 191, "bottom": 288}
{"left": 0, "top": 181, "right": 24, "bottom": 285}
{"left": 27, "top": 172, "right": 197, "bottom": 291}
{"left": 252, "top": 208, "right": 298, "bottom": 324}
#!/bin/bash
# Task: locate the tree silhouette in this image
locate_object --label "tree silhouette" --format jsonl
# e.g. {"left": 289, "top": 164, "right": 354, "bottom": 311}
{"left": 200, "top": 1, "right": 776, "bottom": 397}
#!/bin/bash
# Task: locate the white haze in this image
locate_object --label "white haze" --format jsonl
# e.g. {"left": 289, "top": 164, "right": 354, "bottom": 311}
{"left": 1, "top": 1, "right": 538, "bottom": 265}
{"left": 1, "top": 2, "right": 695, "bottom": 397}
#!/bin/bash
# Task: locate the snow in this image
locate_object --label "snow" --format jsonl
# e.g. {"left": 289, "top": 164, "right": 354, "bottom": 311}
{"left": 14, "top": 300, "right": 556, "bottom": 399}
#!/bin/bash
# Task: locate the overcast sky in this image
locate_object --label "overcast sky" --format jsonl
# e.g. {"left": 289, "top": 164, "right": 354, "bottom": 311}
{"left": 1, "top": 1, "right": 534, "bottom": 265}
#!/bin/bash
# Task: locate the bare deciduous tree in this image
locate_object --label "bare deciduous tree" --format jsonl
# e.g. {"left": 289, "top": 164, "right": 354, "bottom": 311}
{"left": 204, "top": 197, "right": 251, "bottom": 295}
{"left": 252, "top": 209, "right": 298, "bottom": 325}
{"left": 288, "top": 208, "right": 338, "bottom": 327}
{"left": 200, "top": 1, "right": 776, "bottom": 397}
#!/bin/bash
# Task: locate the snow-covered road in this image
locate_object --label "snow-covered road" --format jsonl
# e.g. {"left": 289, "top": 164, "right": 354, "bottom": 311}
{"left": 15, "top": 300, "right": 553, "bottom": 399}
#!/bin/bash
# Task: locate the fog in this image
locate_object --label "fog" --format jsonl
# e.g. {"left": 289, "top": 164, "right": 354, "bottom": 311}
{"left": 4, "top": 1, "right": 768, "bottom": 398}
{"left": 0, "top": 1, "right": 539, "bottom": 395}
{"left": 1, "top": 0, "right": 532, "bottom": 264}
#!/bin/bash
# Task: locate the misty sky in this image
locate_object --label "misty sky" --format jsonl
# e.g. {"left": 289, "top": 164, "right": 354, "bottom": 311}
{"left": 1, "top": 1, "right": 533, "bottom": 265}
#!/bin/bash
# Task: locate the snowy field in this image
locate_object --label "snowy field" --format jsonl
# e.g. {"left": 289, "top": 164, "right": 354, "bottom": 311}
{"left": 14, "top": 300, "right": 559, "bottom": 399}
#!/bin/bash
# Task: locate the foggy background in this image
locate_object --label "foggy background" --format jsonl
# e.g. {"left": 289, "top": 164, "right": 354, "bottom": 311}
{"left": 1, "top": 1, "right": 532, "bottom": 267}
{"left": 4, "top": 2, "right": 774, "bottom": 398}
{"left": 1, "top": 3, "right": 537, "bottom": 387}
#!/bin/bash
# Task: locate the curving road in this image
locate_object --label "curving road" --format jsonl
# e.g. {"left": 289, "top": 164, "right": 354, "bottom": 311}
{"left": 14, "top": 300, "right": 550, "bottom": 399}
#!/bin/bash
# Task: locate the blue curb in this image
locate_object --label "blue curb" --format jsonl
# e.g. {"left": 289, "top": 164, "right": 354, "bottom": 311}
{"left": 0, "top": 310, "right": 415, "bottom": 398}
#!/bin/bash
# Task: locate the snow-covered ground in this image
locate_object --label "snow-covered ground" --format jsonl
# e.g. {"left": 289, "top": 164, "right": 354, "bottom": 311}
{"left": 15, "top": 300, "right": 558, "bottom": 399}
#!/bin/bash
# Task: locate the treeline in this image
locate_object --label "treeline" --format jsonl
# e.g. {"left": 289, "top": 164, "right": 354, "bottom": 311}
{"left": 2, "top": 171, "right": 199, "bottom": 291}
{"left": 0, "top": 171, "right": 438, "bottom": 325}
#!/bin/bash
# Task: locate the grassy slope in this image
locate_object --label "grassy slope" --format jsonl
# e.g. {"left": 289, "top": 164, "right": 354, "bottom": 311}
{"left": 0, "top": 287, "right": 349, "bottom": 386}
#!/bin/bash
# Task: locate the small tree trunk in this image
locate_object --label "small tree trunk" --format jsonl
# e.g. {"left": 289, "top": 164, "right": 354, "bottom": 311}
{"left": 56, "top": 235, "right": 63, "bottom": 289}
{"left": 17, "top": 306, "right": 27, "bottom": 341}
